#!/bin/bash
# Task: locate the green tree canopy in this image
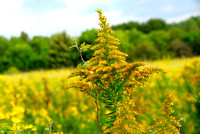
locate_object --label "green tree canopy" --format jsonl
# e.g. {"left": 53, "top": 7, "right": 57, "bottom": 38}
{"left": 141, "top": 18, "right": 167, "bottom": 33}
{"left": 48, "top": 31, "right": 74, "bottom": 68}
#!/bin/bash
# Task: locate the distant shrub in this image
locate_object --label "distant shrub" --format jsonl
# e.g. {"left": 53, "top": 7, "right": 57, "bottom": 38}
{"left": 4, "top": 66, "right": 20, "bottom": 74}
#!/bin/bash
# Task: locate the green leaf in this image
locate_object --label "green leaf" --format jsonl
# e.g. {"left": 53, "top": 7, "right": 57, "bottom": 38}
{"left": 0, "top": 119, "right": 14, "bottom": 126}
{"left": 80, "top": 42, "right": 91, "bottom": 52}
{"left": 82, "top": 44, "right": 91, "bottom": 52}
{"left": 76, "top": 63, "right": 83, "bottom": 69}
{"left": 106, "top": 111, "right": 115, "bottom": 116}
{"left": 80, "top": 42, "right": 85, "bottom": 48}
{"left": 69, "top": 45, "right": 77, "bottom": 49}
{"left": 21, "top": 128, "right": 35, "bottom": 133}
{"left": 0, "top": 126, "right": 13, "bottom": 132}
{"left": 178, "top": 117, "right": 186, "bottom": 122}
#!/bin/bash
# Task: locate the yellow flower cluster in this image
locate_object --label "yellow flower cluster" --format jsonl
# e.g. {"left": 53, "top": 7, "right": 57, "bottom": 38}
{"left": 94, "top": 48, "right": 106, "bottom": 56}
{"left": 64, "top": 82, "right": 91, "bottom": 93}
{"left": 67, "top": 69, "right": 91, "bottom": 79}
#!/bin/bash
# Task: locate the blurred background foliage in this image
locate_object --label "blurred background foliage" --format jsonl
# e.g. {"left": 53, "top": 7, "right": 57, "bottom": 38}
{"left": 0, "top": 16, "right": 199, "bottom": 73}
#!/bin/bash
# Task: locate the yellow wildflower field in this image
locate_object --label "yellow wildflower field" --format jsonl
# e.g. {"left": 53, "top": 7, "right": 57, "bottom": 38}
{"left": 0, "top": 56, "right": 199, "bottom": 133}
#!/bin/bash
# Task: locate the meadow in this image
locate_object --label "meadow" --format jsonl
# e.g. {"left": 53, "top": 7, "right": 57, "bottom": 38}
{"left": 0, "top": 56, "right": 199, "bottom": 133}
{"left": 0, "top": 6, "right": 199, "bottom": 134}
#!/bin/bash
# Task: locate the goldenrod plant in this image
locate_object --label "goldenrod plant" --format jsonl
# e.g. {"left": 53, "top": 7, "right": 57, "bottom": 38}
{"left": 65, "top": 9, "right": 166, "bottom": 133}
{"left": 150, "top": 94, "right": 181, "bottom": 134}
{"left": 104, "top": 99, "right": 144, "bottom": 134}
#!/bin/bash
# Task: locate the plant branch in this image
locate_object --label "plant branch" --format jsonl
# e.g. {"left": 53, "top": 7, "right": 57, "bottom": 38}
{"left": 73, "top": 37, "right": 86, "bottom": 64}
{"left": 49, "top": 121, "right": 54, "bottom": 133}
{"left": 15, "top": 124, "right": 19, "bottom": 134}
{"left": 95, "top": 94, "right": 101, "bottom": 134}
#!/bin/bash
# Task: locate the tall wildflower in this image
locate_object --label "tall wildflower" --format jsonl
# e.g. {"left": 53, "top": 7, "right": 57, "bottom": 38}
{"left": 65, "top": 9, "right": 164, "bottom": 132}
{"left": 104, "top": 98, "right": 145, "bottom": 134}
{"left": 150, "top": 94, "right": 181, "bottom": 134}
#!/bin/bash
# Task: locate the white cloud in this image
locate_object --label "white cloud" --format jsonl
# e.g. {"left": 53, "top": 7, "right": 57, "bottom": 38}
{"left": 0, "top": 0, "right": 23, "bottom": 14}
{"left": 0, "top": 0, "right": 117, "bottom": 38}
{"left": 0, "top": 0, "right": 199, "bottom": 38}
{"left": 0, "top": 0, "right": 27, "bottom": 37}
{"left": 42, "top": 7, "right": 99, "bottom": 37}
{"left": 166, "top": 12, "right": 200, "bottom": 23}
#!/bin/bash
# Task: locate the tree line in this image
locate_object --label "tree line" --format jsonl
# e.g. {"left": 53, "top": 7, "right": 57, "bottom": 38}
{"left": 0, "top": 16, "right": 199, "bottom": 73}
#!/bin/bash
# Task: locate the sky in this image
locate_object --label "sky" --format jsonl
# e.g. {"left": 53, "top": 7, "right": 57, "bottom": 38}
{"left": 0, "top": 0, "right": 199, "bottom": 39}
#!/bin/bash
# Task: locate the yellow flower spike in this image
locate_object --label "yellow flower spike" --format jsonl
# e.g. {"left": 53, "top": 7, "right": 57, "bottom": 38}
{"left": 96, "top": 9, "right": 103, "bottom": 14}
{"left": 150, "top": 94, "right": 180, "bottom": 133}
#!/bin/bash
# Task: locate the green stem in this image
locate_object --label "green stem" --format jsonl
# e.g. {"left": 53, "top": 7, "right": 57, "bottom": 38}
{"left": 73, "top": 37, "right": 86, "bottom": 64}
{"left": 95, "top": 94, "right": 101, "bottom": 134}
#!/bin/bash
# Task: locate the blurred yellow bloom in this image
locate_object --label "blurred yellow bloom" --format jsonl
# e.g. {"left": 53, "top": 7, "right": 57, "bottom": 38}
{"left": 12, "top": 117, "right": 21, "bottom": 124}
{"left": 0, "top": 112, "right": 5, "bottom": 119}
{"left": 81, "top": 123, "right": 85, "bottom": 128}
{"left": 23, "top": 124, "right": 35, "bottom": 129}
{"left": 12, "top": 106, "right": 25, "bottom": 115}
{"left": 0, "top": 75, "right": 5, "bottom": 81}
